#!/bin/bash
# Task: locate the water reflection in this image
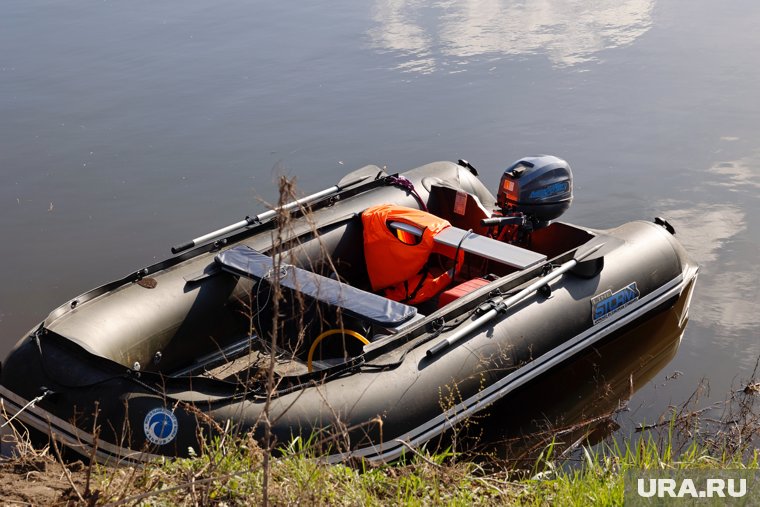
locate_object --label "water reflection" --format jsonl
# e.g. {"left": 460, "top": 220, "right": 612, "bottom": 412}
{"left": 663, "top": 204, "right": 745, "bottom": 265}
{"left": 370, "top": 0, "right": 655, "bottom": 72}
{"left": 656, "top": 153, "right": 760, "bottom": 341}
{"left": 709, "top": 158, "right": 760, "bottom": 191}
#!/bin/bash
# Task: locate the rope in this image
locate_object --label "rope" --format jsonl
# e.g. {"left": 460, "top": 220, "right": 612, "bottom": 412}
{"left": 387, "top": 175, "right": 428, "bottom": 211}
{"left": 452, "top": 228, "right": 472, "bottom": 281}
{"left": 1, "top": 390, "right": 51, "bottom": 429}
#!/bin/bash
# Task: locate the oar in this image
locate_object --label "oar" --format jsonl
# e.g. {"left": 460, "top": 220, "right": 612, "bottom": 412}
{"left": 425, "top": 235, "right": 620, "bottom": 358}
{"left": 171, "top": 166, "right": 381, "bottom": 254}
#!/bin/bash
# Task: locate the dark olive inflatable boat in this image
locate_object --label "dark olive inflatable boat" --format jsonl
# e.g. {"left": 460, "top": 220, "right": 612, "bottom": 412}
{"left": 0, "top": 157, "right": 698, "bottom": 464}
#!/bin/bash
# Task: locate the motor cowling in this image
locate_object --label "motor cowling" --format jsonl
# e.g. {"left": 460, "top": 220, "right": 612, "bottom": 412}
{"left": 497, "top": 155, "right": 573, "bottom": 228}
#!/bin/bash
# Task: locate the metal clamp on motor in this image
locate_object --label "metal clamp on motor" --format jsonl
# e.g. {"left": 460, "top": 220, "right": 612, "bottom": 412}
{"left": 480, "top": 214, "right": 526, "bottom": 227}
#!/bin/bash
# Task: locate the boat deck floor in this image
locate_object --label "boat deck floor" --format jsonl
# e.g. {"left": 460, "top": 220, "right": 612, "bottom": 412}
{"left": 200, "top": 348, "right": 311, "bottom": 383}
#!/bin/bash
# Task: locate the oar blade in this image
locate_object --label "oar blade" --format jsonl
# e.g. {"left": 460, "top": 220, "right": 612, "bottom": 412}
{"left": 571, "top": 235, "right": 624, "bottom": 278}
{"left": 573, "top": 234, "right": 624, "bottom": 262}
{"left": 338, "top": 164, "right": 386, "bottom": 188}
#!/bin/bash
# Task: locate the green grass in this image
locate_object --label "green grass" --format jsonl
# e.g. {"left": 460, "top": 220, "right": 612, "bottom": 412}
{"left": 92, "top": 428, "right": 758, "bottom": 506}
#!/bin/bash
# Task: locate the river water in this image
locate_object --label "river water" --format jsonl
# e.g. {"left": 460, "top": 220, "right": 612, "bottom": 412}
{"left": 1, "top": 1, "right": 758, "bottom": 440}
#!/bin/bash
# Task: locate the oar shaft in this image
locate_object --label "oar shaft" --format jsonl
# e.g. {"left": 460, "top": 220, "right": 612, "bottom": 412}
{"left": 184, "top": 218, "right": 255, "bottom": 250}
{"left": 501, "top": 258, "right": 578, "bottom": 307}
{"left": 171, "top": 182, "right": 353, "bottom": 254}
{"left": 426, "top": 257, "right": 580, "bottom": 358}
{"left": 255, "top": 185, "right": 341, "bottom": 223}
{"left": 426, "top": 308, "right": 499, "bottom": 357}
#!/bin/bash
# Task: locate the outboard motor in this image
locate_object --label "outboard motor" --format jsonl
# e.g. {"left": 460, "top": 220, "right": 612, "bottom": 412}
{"left": 496, "top": 155, "right": 573, "bottom": 229}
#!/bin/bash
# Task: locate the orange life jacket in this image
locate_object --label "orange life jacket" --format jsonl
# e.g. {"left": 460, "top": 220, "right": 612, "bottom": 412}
{"left": 362, "top": 204, "right": 462, "bottom": 304}
{"left": 382, "top": 268, "right": 457, "bottom": 305}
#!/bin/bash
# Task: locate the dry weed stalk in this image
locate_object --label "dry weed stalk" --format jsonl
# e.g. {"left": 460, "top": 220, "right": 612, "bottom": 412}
{"left": 260, "top": 176, "right": 293, "bottom": 507}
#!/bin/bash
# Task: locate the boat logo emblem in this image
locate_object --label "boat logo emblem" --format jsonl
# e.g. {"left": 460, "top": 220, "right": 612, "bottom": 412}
{"left": 528, "top": 181, "right": 569, "bottom": 200}
{"left": 143, "top": 408, "right": 178, "bottom": 446}
{"left": 591, "top": 282, "right": 640, "bottom": 324}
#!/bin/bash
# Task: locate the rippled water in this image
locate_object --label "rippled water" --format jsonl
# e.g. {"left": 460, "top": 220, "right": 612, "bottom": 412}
{"left": 1, "top": 0, "right": 759, "bottom": 435}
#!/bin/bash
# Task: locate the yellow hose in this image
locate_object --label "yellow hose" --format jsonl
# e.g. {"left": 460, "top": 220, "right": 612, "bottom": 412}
{"left": 307, "top": 329, "right": 369, "bottom": 373}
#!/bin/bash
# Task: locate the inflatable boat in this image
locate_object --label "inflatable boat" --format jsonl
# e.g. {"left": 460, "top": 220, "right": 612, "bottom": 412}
{"left": 0, "top": 157, "right": 698, "bottom": 464}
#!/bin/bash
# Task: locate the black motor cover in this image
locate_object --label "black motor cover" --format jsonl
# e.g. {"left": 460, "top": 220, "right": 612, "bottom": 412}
{"left": 497, "top": 155, "right": 573, "bottom": 227}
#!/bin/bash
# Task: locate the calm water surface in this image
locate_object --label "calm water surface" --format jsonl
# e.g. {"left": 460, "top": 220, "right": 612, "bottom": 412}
{"left": 1, "top": 0, "right": 759, "bottom": 437}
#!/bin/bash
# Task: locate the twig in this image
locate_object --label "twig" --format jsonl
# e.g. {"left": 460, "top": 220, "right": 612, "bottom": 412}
{"left": 394, "top": 439, "right": 443, "bottom": 469}
{"left": 48, "top": 429, "right": 86, "bottom": 504}
{"left": 635, "top": 405, "right": 716, "bottom": 432}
